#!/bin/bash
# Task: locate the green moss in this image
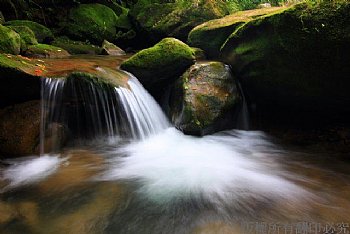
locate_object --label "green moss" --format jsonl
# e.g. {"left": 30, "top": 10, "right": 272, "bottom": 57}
{"left": 67, "top": 68, "right": 129, "bottom": 89}
{"left": 188, "top": 7, "right": 285, "bottom": 58}
{"left": 7, "top": 26, "right": 38, "bottom": 52}
{"left": 24, "top": 43, "right": 70, "bottom": 58}
{"left": 0, "top": 54, "right": 36, "bottom": 71}
{"left": 130, "top": 0, "right": 229, "bottom": 41}
{"left": 52, "top": 37, "right": 103, "bottom": 55}
{"left": 63, "top": 4, "right": 119, "bottom": 44}
{"left": 121, "top": 37, "right": 195, "bottom": 89}
{"left": 221, "top": 1, "right": 350, "bottom": 123}
{"left": 0, "top": 25, "right": 21, "bottom": 55}
{"left": 4, "top": 20, "right": 53, "bottom": 43}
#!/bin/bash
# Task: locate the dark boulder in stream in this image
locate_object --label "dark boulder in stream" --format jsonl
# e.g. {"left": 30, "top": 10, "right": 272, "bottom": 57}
{"left": 220, "top": 2, "right": 350, "bottom": 127}
{"left": 171, "top": 61, "right": 242, "bottom": 136}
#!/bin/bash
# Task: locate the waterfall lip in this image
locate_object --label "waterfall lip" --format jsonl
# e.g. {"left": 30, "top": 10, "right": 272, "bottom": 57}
{"left": 40, "top": 71, "right": 169, "bottom": 153}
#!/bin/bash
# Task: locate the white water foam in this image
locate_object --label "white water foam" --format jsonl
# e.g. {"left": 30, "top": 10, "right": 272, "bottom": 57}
{"left": 1, "top": 155, "right": 64, "bottom": 190}
{"left": 101, "top": 128, "right": 309, "bottom": 205}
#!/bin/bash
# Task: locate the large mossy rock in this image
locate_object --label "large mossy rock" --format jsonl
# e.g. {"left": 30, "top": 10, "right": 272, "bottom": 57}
{"left": 171, "top": 61, "right": 242, "bottom": 136}
{"left": 63, "top": 4, "right": 119, "bottom": 44}
{"left": 0, "top": 54, "right": 41, "bottom": 108}
{"left": 4, "top": 20, "right": 53, "bottom": 43}
{"left": 0, "top": 25, "right": 21, "bottom": 55}
{"left": 188, "top": 7, "right": 285, "bottom": 58}
{"left": 120, "top": 38, "right": 195, "bottom": 92}
{"left": 24, "top": 44, "right": 70, "bottom": 58}
{"left": 7, "top": 25, "right": 38, "bottom": 52}
{"left": 0, "top": 101, "right": 41, "bottom": 157}
{"left": 221, "top": 2, "right": 350, "bottom": 126}
{"left": 129, "top": 0, "right": 229, "bottom": 43}
{"left": 52, "top": 37, "right": 103, "bottom": 55}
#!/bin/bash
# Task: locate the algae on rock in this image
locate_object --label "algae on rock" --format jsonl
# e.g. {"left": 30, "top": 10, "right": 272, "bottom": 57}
{"left": 221, "top": 1, "right": 350, "bottom": 125}
{"left": 188, "top": 7, "right": 285, "bottom": 58}
{"left": 24, "top": 44, "right": 70, "bottom": 58}
{"left": 121, "top": 37, "right": 195, "bottom": 91}
{"left": 171, "top": 61, "right": 242, "bottom": 136}
{"left": 4, "top": 20, "right": 53, "bottom": 43}
{"left": 0, "top": 25, "right": 21, "bottom": 55}
{"left": 63, "top": 3, "right": 119, "bottom": 44}
{"left": 129, "top": 0, "right": 230, "bottom": 43}
{"left": 7, "top": 25, "right": 38, "bottom": 52}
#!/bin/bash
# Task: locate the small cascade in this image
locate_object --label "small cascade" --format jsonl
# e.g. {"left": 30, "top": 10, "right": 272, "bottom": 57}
{"left": 40, "top": 71, "right": 169, "bottom": 153}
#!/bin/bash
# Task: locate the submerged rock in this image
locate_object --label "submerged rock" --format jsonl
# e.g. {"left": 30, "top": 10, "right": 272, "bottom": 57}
{"left": 129, "top": 0, "right": 229, "bottom": 43}
{"left": 221, "top": 2, "right": 350, "bottom": 126}
{"left": 0, "top": 101, "right": 41, "bottom": 157}
{"left": 120, "top": 38, "right": 195, "bottom": 92}
{"left": 63, "top": 3, "right": 119, "bottom": 44}
{"left": 188, "top": 7, "right": 284, "bottom": 58}
{"left": 101, "top": 40, "right": 125, "bottom": 56}
{"left": 0, "top": 25, "right": 21, "bottom": 55}
{"left": 4, "top": 20, "right": 54, "bottom": 43}
{"left": 171, "top": 61, "right": 241, "bottom": 136}
{"left": 24, "top": 44, "right": 70, "bottom": 58}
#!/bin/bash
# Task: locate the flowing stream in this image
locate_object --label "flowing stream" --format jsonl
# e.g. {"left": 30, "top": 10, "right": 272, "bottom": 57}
{"left": 0, "top": 65, "right": 349, "bottom": 234}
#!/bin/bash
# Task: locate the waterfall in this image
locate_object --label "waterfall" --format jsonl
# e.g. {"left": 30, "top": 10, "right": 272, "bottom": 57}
{"left": 40, "top": 72, "right": 169, "bottom": 153}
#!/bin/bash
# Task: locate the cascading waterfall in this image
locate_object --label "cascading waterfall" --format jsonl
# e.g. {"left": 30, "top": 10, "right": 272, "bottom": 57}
{"left": 40, "top": 71, "right": 169, "bottom": 153}
{"left": 3, "top": 65, "right": 338, "bottom": 234}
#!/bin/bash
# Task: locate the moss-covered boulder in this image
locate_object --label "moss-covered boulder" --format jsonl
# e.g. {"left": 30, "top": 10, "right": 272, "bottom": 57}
{"left": 24, "top": 44, "right": 70, "bottom": 58}
{"left": 221, "top": 2, "right": 350, "bottom": 126}
{"left": 188, "top": 7, "right": 285, "bottom": 58}
{"left": 0, "top": 25, "right": 21, "bottom": 55}
{"left": 129, "top": 0, "right": 229, "bottom": 43}
{"left": 7, "top": 25, "right": 38, "bottom": 52}
{"left": 63, "top": 4, "right": 119, "bottom": 44}
{"left": 4, "top": 20, "right": 53, "bottom": 43}
{"left": 52, "top": 37, "right": 103, "bottom": 55}
{"left": 121, "top": 38, "right": 195, "bottom": 91}
{"left": 0, "top": 54, "right": 41, "bottom": 108}
{"left": 171, "top": 61, "right": 241, "bottom": 136}
{"left": 0, "top": 101, "right": 41, "bottom": 157}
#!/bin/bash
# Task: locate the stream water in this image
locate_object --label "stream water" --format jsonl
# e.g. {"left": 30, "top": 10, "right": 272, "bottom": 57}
{"left": 0, "top": 61, "right": 349, "bottom": 234}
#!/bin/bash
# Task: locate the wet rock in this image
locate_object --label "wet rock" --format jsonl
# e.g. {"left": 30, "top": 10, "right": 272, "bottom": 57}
{"left": 101, "top": 40, "right": 125, "bottom": 56}
{"left": 7, "top": 25, "right": 38, "bottom": 52}
{"left": 0, "top": 101, "right": 41, "bottom": 157}
{"left": 0, "top": 25, "right": 21, "bottom": 55}
{"left": 191, "top": 47, "right": 206, "bottom": 60}
{"left": 221, "top": 2, "right": 350, "bottom": 126}
{"left": 63, "top": 3, "right": 119, "bottom": 44}
{"left": 188, "top": 7, "right": 284, "bottom": 58}
{"left": 120, "top": 38, "right": 195, "bottom": 93}
{"left": 52, "top": 37, "right": 103, "bottom": 55}
{"left": 171, "top": 61, "right": 241, "bottom": 136}
{"left": 129, "top": 0, "right": 229, "bottom": 43}
{"left": 24, "top": 44, "right": 70, "bottom": 58}
{"left": 0, "top": 54, "right": 41, "bottom": 108}
{"left": 4, "top": 20, "right": 54, "bottom": 43}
